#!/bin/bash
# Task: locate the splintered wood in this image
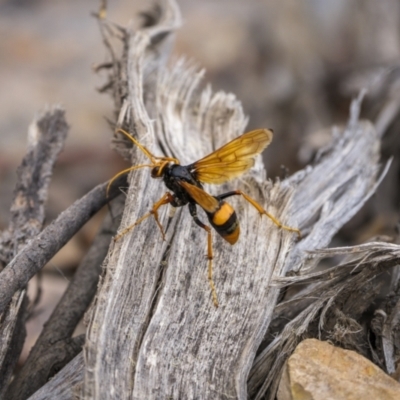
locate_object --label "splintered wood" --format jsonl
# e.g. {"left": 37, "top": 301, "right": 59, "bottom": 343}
{"left": 25, "top": 1, "right": 392, "bottom": 399}
{"left": 82, "top": 3, "right": 383, "bottom": 400}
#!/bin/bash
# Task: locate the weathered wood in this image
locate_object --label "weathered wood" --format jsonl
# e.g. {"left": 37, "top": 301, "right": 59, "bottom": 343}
{"left": 82, "top": 1, "right": 383, "bottom": 399}
{"left": 28, "top": 353, "right": 84, "bottom": 400}
{"left": 0, "top": 108, "right": 69, "bottom": 269}
{"left": 6, "top": 196, "right": 125, "bottom": 400}
{"left": 0, "top": 108, "right": 69, "bottom": 397}
{"left": 249, "top": 241, "right": 400, "bottom": 399}
{"left": 0, "top": 175, "right": 127, "bottom": 317}
{"left": 0, "top": 1, "right": 395, "bottom": 398}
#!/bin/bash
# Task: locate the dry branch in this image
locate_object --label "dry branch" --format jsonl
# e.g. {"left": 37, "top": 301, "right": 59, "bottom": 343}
{"left": 6, "top": 197, "right": 125, "bottom": 400}
{"left": 0, "top": 109, "right": 126, "bottom": 397}
{"left": 0, "top": 108, "right": 69, "bottom": 396}
{"left": 0, "top": 175, "right": 127, "bottom": 316}
{"left": 28, "top": 352, "right": 85, "bottom": 400}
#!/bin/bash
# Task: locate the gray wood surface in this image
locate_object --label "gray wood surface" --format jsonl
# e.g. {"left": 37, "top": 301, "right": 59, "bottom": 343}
{"left": 0, "top": 109, "right": 69, "bottom": 398}
{"left": 28, "top": 353, "right": 84, "bottom": 400}
{"left": 80, "top": 1, "right": 383, "bottom": 399}
{"left": 0, "top": 1, "right": 392, "bottom": 399}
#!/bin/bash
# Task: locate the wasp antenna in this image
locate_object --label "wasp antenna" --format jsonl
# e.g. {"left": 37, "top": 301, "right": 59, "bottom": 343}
{"left": 106, "top": 164, "right": 154, "bottom": 197}
{"left": 115, "top": 128, "right": 156, "bottom": 162}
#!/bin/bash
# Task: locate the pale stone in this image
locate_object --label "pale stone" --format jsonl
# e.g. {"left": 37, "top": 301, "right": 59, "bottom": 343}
{"left": 277, "top": 338, "right": 400, "bottom": 400}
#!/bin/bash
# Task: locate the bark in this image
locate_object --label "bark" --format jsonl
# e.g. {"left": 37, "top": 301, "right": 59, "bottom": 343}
{"left": 0, "top": 108, "right": 69, "bottom": 396}
{"left": 6, "top": 197, "right": 125, "bottom": 400}
{"left": 27, "top": 353, "right": 84, "bottom": 400}
{"left": 0, "top": 176, "right": 126, "bottom": 316}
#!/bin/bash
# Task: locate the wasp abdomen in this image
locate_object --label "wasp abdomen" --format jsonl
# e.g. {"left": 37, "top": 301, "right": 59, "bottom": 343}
{"left": 208, "top": 201, "right": 240, "bottom": 245}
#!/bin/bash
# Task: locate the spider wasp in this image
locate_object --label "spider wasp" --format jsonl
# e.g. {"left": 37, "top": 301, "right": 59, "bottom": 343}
{"left": 108, "top": 128, "right": 300, "bottom": 307}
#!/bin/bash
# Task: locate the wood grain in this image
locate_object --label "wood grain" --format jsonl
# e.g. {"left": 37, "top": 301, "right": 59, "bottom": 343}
{"left": 82, "top": 1, "right": 382, "bottom": 399}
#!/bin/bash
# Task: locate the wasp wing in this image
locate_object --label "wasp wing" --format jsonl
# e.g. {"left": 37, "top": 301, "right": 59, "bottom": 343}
{"left": 189, "top": 129, "right": 273, "bottom": 184}
{"left": 179, "top": 181, "right": 219, "bottom": 213}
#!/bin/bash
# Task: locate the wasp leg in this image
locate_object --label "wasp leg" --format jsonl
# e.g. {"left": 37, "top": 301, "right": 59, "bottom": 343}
{"left": 114, "top": 192, "right": 174, "bottom": 242}
{"left": 188, "top": 203, "right": 218, "bottom": 308}
{"left": 217, "top": 190, "right": 301, "bottom": 238}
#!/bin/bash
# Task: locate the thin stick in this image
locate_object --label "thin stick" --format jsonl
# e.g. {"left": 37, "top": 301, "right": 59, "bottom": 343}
{"left": 5, "top": 197, "right": 124, "bottom": 400}
{"left": 0, "top": 175, "right": 127, "bottom": 315}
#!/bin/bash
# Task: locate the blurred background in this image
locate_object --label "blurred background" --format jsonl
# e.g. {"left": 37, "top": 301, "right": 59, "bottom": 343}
{"left": 1, "top": 0, "right": 400, "bottom": 364}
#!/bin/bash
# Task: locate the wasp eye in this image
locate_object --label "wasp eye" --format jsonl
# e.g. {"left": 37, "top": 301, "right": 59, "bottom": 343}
{"left": 151, "top": 167, "right": 160, "bottom": 178}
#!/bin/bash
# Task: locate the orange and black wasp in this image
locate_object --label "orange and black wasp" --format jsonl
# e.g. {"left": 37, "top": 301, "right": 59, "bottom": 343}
{"left": 108, "top": 128, "right": 300, "bottom": 307}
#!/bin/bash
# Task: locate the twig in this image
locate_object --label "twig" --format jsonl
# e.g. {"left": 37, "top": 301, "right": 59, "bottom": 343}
{"left": 0, "top": 107, "right": 69, "bottom": 266}
{"left": 5, "top": 196, "right": 125, "bottom": 399}
{"left": 0, "top": 108, "right": 69, "bottom": 396}
{"left": 0, "top": 174, "right": 127, "bottom": 315}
